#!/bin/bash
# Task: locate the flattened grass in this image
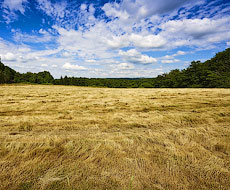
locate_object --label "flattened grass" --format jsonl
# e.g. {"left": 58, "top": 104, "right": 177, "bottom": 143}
{"left": 0, "top": 85, "right": 230, "bottom": 189}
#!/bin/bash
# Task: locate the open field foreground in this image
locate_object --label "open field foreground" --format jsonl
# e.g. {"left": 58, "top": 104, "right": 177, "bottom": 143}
{"left": 0, "top": 85, "right": 230, "bottom": 190}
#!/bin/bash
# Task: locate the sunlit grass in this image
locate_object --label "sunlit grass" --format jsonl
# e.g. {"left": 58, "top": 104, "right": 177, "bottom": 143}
{"left": 0, "top": 85, "right": 230, "bottom": 189}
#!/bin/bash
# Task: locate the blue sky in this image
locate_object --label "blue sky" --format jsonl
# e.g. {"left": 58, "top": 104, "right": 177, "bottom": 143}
{"left": 0, "top": 0, "right": 230, "bottom": 78}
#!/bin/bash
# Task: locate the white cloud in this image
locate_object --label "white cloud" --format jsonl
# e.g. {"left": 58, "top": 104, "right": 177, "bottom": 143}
{"left": 38, "top": 29, "right": 47, "bottom": 34}
{"left": 102, "top": 3, "right": 130, "bottom": 20}
{"left": 129, "top": 34, "right": 167, "bottom": 49}
{"left": 161, "top": 59, "right": 179, "bottom": 64}
{"left": 54, "top": 25, "right": 117, "bottom": 60}
{"left": 36, "top": 0, "right": 67, "bottom": 25}
{"left": 119, "top": 49, "right": 157, "bottom": 64}
{"left": 18, "top": 47, "right": 31, "bottom": 52}
{"left": 162, "top": 50, "right": 187, "bottom": 60}
{"left": 80, "top": 4, "right": 87, "bottom": 11}
{"left": 160, "top": 17, "right": 230, "bottom": 48}
{"left": 41, "top": 64, "right": 48, "bottom": 67}
{"left": 51, "top": 64, "right": 57, "bottom": 68}
{"left": 174, "top": 51, "right": 186, "bottom": 56}
{"left": 113, "top": 62, "right": 135, "bottom": 70}
{"left": 52, "top": 3, "right": 230, "bottom": 57}
{"left": 62, "top": 62, "right": 87, "bottom": 70}
{"left": 161, "top": 18, "right": 226, "bottom": 38}
{"left": 118, "top": 62, "right": 134, "bottom": 70}
{"left": 1, "top": 52, "right": 17, "bottom": 61}
{"left": 2, "top": 0, "right": 28, "bottom": 23}
{"left": 49, "top": 1, "right": 230, "bottom": 65}
{"left": 12, "top": 29, "right": 54, "bottom": 43}
{"left": 62, "top": 51, "right": 73, "bottom": 57}
{"left": 106, "top": 35, "right": 129, "bottom": 49}
{"left": 103, "top": 0, "right": 198, "bottom": 21}
{"left": 2, "top": 0, "right": 27, "bottom": 14}
{"left": 85, "top": 59, "right": 96, "bottom": 63}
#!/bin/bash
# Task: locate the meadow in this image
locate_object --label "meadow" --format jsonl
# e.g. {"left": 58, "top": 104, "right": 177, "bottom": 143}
{"left": 0, "top": 85, "right": 230, "bottom": 190}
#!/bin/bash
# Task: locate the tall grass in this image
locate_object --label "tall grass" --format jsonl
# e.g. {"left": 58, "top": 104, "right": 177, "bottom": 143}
{"left": 0, "top": 85, "right": 230, "bottom": 189}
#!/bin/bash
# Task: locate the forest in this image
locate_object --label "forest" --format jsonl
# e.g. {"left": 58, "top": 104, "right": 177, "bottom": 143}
{"left": 1, "top": 48, "right": 230, "bottom": 88}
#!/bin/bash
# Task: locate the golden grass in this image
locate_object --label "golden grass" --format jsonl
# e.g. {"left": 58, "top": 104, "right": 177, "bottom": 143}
{"left": 0, "top": 85, "right": 230, "bottom": 190}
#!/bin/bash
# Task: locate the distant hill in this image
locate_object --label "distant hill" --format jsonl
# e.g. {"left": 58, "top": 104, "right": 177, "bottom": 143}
{"left": 1, "top": 48, "right": 230, "bottom": 88}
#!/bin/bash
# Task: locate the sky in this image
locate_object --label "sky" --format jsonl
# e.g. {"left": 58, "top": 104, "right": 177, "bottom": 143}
{"left": 0, "top": 0, "right": 230, "bottom": 78}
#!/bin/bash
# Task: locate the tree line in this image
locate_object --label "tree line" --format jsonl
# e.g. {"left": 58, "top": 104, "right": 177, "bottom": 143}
{"left": 1, "top": 48, "right": 230, "bottom": 88}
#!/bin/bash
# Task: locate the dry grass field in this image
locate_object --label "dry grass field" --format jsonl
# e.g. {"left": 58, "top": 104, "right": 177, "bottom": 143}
{"left": 0, "top": 85, "right": 230, "bottom": 190}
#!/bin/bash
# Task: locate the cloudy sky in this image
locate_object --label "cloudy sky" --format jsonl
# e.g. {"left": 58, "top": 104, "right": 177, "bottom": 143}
{"left": 0, "top": 0, "right": 230, "bottom": 78}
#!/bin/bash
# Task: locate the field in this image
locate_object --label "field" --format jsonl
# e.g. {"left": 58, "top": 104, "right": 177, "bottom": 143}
{"left": 0, "top": 85, "right": 230, "bottom": 190}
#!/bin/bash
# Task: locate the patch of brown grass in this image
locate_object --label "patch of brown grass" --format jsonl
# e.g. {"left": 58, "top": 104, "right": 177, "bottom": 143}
{"left": 0, "top": 85, "right": 230, "bottom": 189}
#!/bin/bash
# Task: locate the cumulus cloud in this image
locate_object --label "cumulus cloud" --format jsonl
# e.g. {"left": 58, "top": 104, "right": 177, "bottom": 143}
{"left": 113, "top": 62, "right": 135, "bottom": 70}
{"left": 12, "top": 29, "right": 54, "bottom": 43}
{"left": 0, "top": 37, "right": 62, "bottom": 73}
{"left": 18, "top": 47, "right": 31, "bottom": 52}
{"left": 51, "top": 2, "right": 230, "bottom": 59}
{"left": 118, "top": 62, "right": 134, "bottom": 70}
{"left": 129, "top": 34, "right": 166, "bottom": 49}
{"left": 160, "top": 17, "right": 230, "bottom": 48}
{"left": 2, "top": 0, "right": 28, "bottom": 23}
{"left": 62, "top": 51, "right": 73, "bottom": 57}
{"left": 43, "top": 1, "right": 230, "bottom": 57}
{"left": 106, "top": 35, "right": 129, "bottom": 49}
{"left": 174, "top": 51, "right": 186, "bottom": 56}
{"left": 62, "top": 62, "right": 87, "bottom": 70}
{"left": 0, "top": 51, "right": 39, "bottom": 63}
{"left": 119, "top": 49, "right": 157, "bottom": 64}
{"left": 85, "top": 59, "right": 97, "bottom": 63}
{"left": 161, "top": 18, "right": 227, "bottom": 39}
{"left": 1, "top": 52, "right": 17, "bottom": 61}
{"left": 41, "top": 64, "right": 48, "bottom": 67}
{"left": 51, "top": 64, "right": 57, "bottom": 68}
{"left": 103, "top": 0, "right": 198, "bottom": 21}
{"left": 2, "top": 0, "right": 27, "bottom": 13}
{"left": 162, "top": 51, "right": 187, "bottom": 60}
{"left": 161, "top": 59, "right": 180, "bottom": 64}
{"left": 53, "top": 24, "right": 118, "bottom": 60}
{"left": 36, "top": 0, "right": 67, "bottom": 20}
